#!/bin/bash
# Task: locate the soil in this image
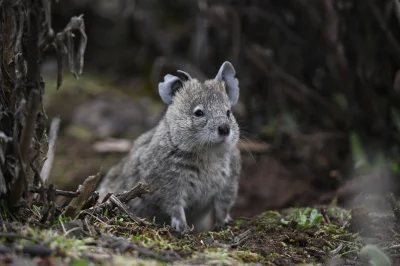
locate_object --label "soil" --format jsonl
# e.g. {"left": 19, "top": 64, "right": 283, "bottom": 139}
{"left": 0, "top": 205, "right": 375, "bottom": 265}
{"left": 1, "top": 74, "right": 398, "bottom": 265}
{"left": 2, "top": 200, "right": 399, "bottom": 265}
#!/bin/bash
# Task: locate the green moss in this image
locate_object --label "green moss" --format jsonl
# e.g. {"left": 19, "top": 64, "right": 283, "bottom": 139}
{"left": 266, "top": 252, "right": 280, "bottom": 260}
{"left": 2, "top": 206, "right": 363, "bottom": 265}
{"left": 254, "top": 211, "right": 281, "bottom": 232}
{"left": 229, "top": 250, "right": 263, "bottom": 263}
{"left": 210, "top": 226, "right": 235, "bottom": 241}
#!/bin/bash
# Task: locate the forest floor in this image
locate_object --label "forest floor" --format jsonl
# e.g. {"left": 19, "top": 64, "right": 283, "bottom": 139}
{"left": 1, "top": 202, "right": 398, "bottom": 265}
{"left": 1, "top": 73, "right": 399, "bottom": 265}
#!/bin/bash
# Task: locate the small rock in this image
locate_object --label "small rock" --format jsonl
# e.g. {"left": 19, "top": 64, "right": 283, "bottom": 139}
{"left": 64, "top": 220, "right": 86, "bottom": 238}
{"left": 204, "top": 236, "right": 214, "bottom": 245}
{"left": 22, "top": 245, "right": 52, "bottom": 257}
{"left": 313, "top": 237, "right": 325, "bottom": 248}
{"left": 10, "top": 257, "right": 33, "bottom": 266}
{"left": 0, "top": 245, "right": 11, "bottom": 254}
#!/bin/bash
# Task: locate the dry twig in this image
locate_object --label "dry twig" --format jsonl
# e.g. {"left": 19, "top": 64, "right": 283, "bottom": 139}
{"left": 230, "top": 229, "right": 252, "bottom": 248}
{"left": 115, "top": 182, "right": 150, "bottom": 203}
{"left": 109, "top": 194, "right": 144, "bottom": 224}
{"left": 83, "top": 182, "right": 150, "bottom": 225}
{"left": 64, "top": 173, "right": 101, "bottom": 218}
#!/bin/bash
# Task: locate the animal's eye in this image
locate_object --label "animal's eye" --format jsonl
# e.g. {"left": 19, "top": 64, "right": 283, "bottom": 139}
{"left": 194, "top": 109, "right": 205, "bottom": 117}
{"left": 227, "top": 110, "right": 231, "bottom": 117}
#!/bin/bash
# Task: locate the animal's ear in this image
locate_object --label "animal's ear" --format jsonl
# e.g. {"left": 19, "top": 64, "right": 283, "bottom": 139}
{"left": 158, "top": 74, "right": 183, "bottom": 104}
{"left": 177, "top": 70, "right": 192, "bottom": 81}
{"left": 215, "top": 61, "right": 239, "bottom": 105}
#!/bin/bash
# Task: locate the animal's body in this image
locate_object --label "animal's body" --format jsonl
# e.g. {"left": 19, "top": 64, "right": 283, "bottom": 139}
{"left": 97, "top": 61, "right": 241, "bottom": 233}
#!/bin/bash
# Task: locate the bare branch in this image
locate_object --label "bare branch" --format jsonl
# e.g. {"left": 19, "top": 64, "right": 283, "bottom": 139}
{"left": 40, "top": 116, "right": 61, "bottom": 184}
{"left": 10, "top": 0, "right": 42, "bottom": 207}
{"left": 115, "top": 182, "right": 150, "bottom": 203}
{"left": 367, "top": 0, "right": 400, "bottom": 64}
{"left": 82, "top": 183, "right": 150, "bottom": 225}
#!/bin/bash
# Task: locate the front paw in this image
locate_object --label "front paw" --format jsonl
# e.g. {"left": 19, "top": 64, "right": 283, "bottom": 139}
{"left": 224, "top": 214, "right": 233, "bottom": 224}
{"left": 215, "top": 214, "right": 233, "bottom": 230}
{"left": 171, "top": 217, "right": 194, "bottom": 234}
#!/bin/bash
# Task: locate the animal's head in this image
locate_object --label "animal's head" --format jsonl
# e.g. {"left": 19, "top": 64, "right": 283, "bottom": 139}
{"left": 158, "top": 61, "right": 240, "bottom": 151}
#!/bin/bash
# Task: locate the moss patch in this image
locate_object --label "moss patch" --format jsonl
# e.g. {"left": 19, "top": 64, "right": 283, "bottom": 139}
{"left": 0, "top": 206, "right": 366, "bottom": 265}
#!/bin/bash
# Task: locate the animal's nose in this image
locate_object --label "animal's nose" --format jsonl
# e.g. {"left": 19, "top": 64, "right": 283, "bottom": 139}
{"left": 218, "top": 123, "right": 230, "bottom": 136}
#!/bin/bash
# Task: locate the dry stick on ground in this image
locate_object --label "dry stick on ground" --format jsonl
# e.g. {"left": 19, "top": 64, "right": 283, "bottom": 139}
{"left": 115, "top": 182, "right": 150, "bottom": 203}
{"left": 109, "top": 195, "right": 145, "bottom": 225}
{"left": 0, "top": 233, "right": 41, "bottom": 244}
{"left": 29, "top": 149, "right": 80, "bottom": 224}
{"left": 230, "top": 229, "right": 252, "bottom": 248}
{"left": 30, "top": 186, "right": 80, "bottom": 198}
{"left": 84, "top": 182, "right": 150, "bottom": 225}
{"left": 81, "top": 191, "right": 99, "bottom": 210}
{"left": 64, "top": 173, "right": 101, "bottom": 218}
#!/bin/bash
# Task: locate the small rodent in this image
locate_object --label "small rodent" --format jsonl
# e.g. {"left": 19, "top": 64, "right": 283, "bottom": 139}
{"left": 97, "top": 61, "right": 241, "bottom": 233}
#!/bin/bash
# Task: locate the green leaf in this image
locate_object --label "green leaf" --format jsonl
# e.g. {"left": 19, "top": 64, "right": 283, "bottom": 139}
{"left": 296, "top": 213, "right": 308, "bottom": 230}
{"left": 309, "top": 209, "right": 323, "bottom": 227}
{"left": 280, "top": 218, "right": 289, "bottom": 225}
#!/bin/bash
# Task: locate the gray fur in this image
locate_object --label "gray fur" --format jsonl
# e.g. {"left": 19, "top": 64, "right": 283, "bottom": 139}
{"left": 97, "top": 61, "right": 241, "bottom": 233}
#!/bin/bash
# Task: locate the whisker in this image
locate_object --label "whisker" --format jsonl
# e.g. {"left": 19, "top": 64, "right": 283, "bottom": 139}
{"left": 239, "top": 135, "right": 267, "bottom": 156}
{"left": 239, "top": 139, "right": 258, "bottom": 167}
{"left": 239, "top": 129, "right": 269, "bottom": 146}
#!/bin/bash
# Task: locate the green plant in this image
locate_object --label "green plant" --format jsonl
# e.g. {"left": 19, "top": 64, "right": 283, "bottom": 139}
{"left": 281, "top": 208, "right": 323, "bottom": 230}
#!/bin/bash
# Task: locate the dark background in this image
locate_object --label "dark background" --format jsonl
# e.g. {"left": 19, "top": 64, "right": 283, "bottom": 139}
{"left": 45, "top": 0, "right": 400, "bottom": 218}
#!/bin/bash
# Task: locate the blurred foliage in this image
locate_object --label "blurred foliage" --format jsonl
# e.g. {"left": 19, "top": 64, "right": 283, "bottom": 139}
{"left": 50, "top": 0, "right": 400, "bottom": 188}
